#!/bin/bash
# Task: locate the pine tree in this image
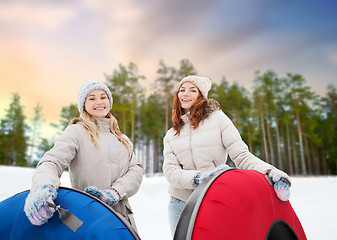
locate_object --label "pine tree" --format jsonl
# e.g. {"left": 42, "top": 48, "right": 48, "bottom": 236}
{"left": 283, "top": 73, "right": 319, "bottom": 175}
{"left": 155, "top": 60, "right": 177, "bottom": 133}
{"left": 50, "top": 103, "right": 79, "bottom": 134}
{"left": 139, "top": 93, "right": 165, "bottom": 174}
{"left": 28, "top": 103, "right": 45, "bottom": 167}
{"left": 0, "top": 93, "right": 27, "bottom": 166}
{"left": 321, "top": 84, "right": 337, "bottom": 174}
{"left": 105, "top": 62, "right": 144, "bottom": 142}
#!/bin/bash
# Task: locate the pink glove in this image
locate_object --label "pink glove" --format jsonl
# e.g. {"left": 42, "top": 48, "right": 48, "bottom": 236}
{"left": 274, "top": 181, "right": 290, "bottom": 201}
{"left": 24, "top": 185, "right": 58, "bottom": 225}
{"left": 85, "top": 186, "right": 120, "bottom": 207}
{"left": 268, "top": 169, "right": 291, "bottom": 201}
{"left": 195, "top": 164, "right": 230, "bottom": 185}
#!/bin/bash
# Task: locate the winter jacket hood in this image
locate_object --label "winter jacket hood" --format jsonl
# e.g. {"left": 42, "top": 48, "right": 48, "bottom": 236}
{"left": 181, "top": 98, "right": 221, "bottom": 123}
{"left": 203, "top": 98, "right": 221, "bottom": 117}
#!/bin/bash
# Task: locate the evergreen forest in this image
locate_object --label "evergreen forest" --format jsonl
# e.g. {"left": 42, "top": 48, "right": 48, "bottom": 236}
{"left": 1, "top": 59, "right": 336, "bottom": 175}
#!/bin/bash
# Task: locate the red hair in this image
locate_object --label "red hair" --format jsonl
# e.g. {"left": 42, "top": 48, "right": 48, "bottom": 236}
{"left": 172, "top": 91, "right": 207, "bottom": 136}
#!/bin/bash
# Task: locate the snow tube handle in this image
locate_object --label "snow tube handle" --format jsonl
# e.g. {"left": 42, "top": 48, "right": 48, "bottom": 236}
{"left": 265, "top": 175, "right": 291, "bottom": 187}
{"left": 47, "top": 202, "right": 83, "bottom": 232}
{"left": 280, "top": 177, "right": 291, "bottom": 187}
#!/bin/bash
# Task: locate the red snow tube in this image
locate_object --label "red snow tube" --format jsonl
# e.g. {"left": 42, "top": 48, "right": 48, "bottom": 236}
{"left": 174, "top": 169, "right": 307, "bottom": 240}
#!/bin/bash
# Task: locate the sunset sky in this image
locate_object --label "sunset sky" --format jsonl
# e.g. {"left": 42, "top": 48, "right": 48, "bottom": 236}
{"left": 1, "top": 0, "right": 337, "bottom": 139}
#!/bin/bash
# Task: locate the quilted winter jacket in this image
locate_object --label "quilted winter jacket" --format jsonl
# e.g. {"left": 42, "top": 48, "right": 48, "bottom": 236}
{"left": 163, "top": 99, "right": 275, "bottom": 201}
{"left": 32, "top": 117, "right": 143, "bottom": 227}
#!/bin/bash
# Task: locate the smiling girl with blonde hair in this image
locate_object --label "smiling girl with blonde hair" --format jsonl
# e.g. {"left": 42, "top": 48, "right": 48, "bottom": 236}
{"left": 24, "top": 81, "right": 143, "bottom": 231}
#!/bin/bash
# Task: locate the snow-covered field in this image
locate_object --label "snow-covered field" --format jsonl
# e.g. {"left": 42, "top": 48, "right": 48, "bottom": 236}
{"left": 0, "top": 165, "right": 336, "bottom": 240}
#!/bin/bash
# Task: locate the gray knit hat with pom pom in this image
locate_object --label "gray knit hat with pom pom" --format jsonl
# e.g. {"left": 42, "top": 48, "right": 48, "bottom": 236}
{"left": 77, "top": 81, "right": 113, "bottom": 113}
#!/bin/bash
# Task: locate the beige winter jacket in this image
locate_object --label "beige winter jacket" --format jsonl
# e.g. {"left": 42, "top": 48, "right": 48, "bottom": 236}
{"left": 32, "top": 117, "right": 143, "bottom": 228}
{"left": 163, "top": 99, "right": 275, "bottom": 201}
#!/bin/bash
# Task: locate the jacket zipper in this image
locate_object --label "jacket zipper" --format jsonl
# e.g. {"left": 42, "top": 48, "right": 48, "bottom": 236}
{"left": 189, "top": 122, "right": 197, "bottom": 170}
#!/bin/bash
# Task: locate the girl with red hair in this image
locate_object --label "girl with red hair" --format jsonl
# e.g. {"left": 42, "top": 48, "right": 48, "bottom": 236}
{"left": 163, "top": 75, "right": 291, "bottom": 235}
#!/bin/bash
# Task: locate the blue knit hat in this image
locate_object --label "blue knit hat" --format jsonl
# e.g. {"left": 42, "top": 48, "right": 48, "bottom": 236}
{"left": 77, "top": 81, "right": 113, "bottom": 113}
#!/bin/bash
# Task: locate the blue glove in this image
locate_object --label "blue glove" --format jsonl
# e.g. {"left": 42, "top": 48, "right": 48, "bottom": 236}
{"left": 274, "top": 181, "right": 290, "bottom": 201}
{"left": 85, "top": 186, "right": 120, "bottom": 207}
{"left": 268, "top": 168, "right": 291, "bottom": 201}
{"left": 195, "top": 164, "right": 230, "bottom": 185}
{"left": 24, "top": 185, "right": 58, "bottom": 226}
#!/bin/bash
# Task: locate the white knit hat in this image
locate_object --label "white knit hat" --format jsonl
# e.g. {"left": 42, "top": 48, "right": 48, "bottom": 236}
{"left": 77, "top": 81, "right": 113, "bottom": 113}
{"left": 178, "top": 75, "right": 212, "bottom": 99}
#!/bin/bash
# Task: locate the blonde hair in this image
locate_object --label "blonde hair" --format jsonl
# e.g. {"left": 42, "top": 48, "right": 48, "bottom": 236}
{"left": 70, "top": 110, "right": 131, "bottom": 155}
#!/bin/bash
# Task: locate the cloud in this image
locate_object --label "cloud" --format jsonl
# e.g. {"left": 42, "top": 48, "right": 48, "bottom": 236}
{"left": 327, "top": 49, "right": 337, "bottom": 66}
{"left": 0, "top": 1, "right": 76, "bottom": 31}
{"left": 93, "top": 0, "right": 277, "bottom": 74}
{"left": 1, "top": 0, "right": 336, "bottom": 128}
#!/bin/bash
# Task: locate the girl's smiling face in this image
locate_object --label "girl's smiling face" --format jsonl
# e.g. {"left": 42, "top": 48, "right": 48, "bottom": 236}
{"left": 178, "top": 81, "right": 200, "bottom": 111}
{"left": 84, "top": 89, "right": 110, "bottom": 118}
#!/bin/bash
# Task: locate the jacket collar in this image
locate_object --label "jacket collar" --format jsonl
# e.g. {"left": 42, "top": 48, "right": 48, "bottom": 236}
{"left": 99, "top": 118, "right": 110, "bottom": 132}
{"left": 203, "top": 98, "right": 221, "bottom": 119}
{"left": 181, "top": 112, "right": 190, "bottom": 123}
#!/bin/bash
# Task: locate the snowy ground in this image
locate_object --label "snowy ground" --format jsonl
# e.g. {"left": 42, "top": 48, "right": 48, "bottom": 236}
{"left": 0, "top": 166, "right": 336, "bottom": 240}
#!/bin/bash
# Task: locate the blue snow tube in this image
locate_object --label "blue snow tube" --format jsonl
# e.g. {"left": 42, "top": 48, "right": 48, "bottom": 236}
{"left": 0, "top": 187, "right": 140, "bottom": 240}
